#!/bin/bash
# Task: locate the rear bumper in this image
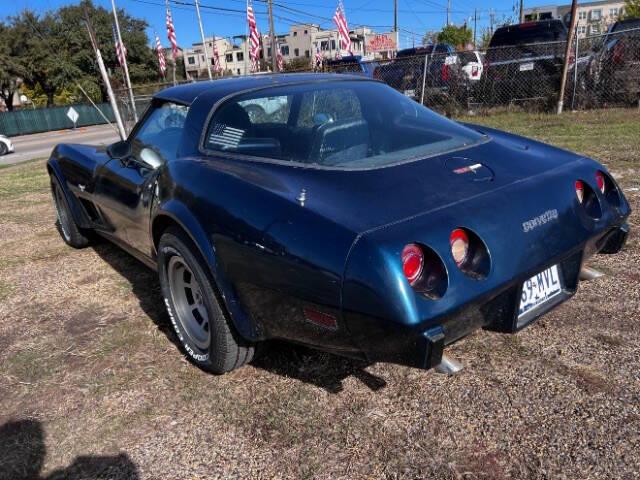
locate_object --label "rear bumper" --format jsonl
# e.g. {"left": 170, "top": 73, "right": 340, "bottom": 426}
{"left": 347, "top": 223, "right": 629, "bottom": 370}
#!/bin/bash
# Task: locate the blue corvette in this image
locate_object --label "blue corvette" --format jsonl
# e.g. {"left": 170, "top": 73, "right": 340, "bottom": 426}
{"left": 47, "top": 74, "right": 630, "bottom": 374}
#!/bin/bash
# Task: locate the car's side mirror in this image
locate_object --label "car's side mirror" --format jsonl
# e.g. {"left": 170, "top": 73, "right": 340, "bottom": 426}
{"left": 107, "top": 140, "right": 131, "bottom": 160}
{"left": 139, "top": 147, "right": 163, "bottom": 170}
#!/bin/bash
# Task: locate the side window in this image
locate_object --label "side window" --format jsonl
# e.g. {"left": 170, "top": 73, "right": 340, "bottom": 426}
{"left": 130, "top": 102, "right": 189, "bottom": 164}
{"left": 296, "top": 89, "right": 362, "bottom": 128}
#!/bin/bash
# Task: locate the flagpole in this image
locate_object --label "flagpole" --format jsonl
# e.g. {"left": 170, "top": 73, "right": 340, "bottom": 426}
{"left": 83, "top": 6, "right": 127, "bottom": 140}
{"left": 111, "top": 0, "right": 138, "bottom": 122}
{"left": 194, "top": 0, "right": 213, "bottom": 80}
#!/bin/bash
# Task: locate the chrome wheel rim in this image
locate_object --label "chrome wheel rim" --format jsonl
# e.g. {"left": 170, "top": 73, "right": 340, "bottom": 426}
{"left": 167, "top": 255, "right": 210, "bottom": 350}
{"left": 52, "top": 184, "right": 71, "bottom": 241}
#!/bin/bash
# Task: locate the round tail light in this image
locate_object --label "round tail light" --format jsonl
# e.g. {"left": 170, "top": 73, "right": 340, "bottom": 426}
{"left": 595, "top": 171, "right": 606, "bottom": 194}
{"left": 401, "top": 244, "right": 424, "bottom": 286}
{"left": 575, "top": 180, "right": 585, "bottom": 203}
{"left": 450, "top": 229, "right": 469, "bottom": 266}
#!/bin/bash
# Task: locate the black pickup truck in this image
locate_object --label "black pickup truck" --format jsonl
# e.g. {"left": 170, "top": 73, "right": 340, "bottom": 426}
{"left": 482, "top": 19, "right": 589, "bottom": 106}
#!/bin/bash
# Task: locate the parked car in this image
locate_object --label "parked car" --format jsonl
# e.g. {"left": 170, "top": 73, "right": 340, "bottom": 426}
{"left": 373, "top": 44, "right": 468, "bottom": 107}
{"left": 591, "top": 18, "right": 640, "bottom": 105}
{"left": 459, "top": 50, "right": 484, "bottom": 82}
{"left": 48, "top": 75, "right": 630, "bottom": 374}
{"left": 0, "top": 135, "right": 14, "bottom": 156}
{"left": 482, "top": 19, "right": 591, "bottom": 106}
{"left": 324, "top": 55, "right": 380, "bottom": 77}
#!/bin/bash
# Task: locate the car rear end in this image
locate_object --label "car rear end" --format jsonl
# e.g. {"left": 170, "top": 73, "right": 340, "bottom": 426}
{"left": 340, "top": 131, "right": 630, "bottom": 370}
{"left": 483, "top": 20, "right": 568, "bottom": 104}
{"left": 599, "top": 20, "right": 640, "bottom": 102}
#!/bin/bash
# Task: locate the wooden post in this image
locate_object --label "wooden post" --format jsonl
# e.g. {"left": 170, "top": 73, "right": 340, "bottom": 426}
{"left": 557, "top": 0, "right": 579, "bottom": 114}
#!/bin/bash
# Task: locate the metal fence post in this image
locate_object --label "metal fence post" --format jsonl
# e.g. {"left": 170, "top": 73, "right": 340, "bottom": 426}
{"left": 420, "top": 53, "right": 430, "bottom": 105}
{"left": 571, "top": 25, "right": 579, "bottom": 110}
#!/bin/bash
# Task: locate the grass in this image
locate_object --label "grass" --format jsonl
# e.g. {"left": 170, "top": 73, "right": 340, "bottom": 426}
{"left": 0, "top": 109, "right": 638, "bottom": 480}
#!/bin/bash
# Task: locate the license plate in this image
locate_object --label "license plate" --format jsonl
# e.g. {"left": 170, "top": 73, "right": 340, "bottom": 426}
{"left": 518, "top": 265, "right": 562, "bottom": 318}
{"left": 519, "top": 62, "right": 534, "bottom": 71}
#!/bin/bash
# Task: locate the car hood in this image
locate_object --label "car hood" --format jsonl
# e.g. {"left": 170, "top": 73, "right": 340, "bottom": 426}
{"left": 224, "top": 125, "right": 597, "bottom": 234}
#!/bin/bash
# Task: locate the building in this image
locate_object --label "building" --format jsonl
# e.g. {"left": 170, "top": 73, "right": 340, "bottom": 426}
{"left": 182, "top": 23, "right": 399, "bottom": 77}
{"left": 524, "top": 0, "right": 625, "bottom": 37}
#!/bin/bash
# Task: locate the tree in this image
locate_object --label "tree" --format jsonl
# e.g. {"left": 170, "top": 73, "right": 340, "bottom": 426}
{"left": 0, "top": 23, "right": 26, "bottom": 111}
{"left": 435, "top": 25, "right": 473, "bottom": 48}
{"left": 622, "top": 0, "right": 640, "bottom": 19}
{"left": 6, "top": 0, "right": 158, "bottom": 107}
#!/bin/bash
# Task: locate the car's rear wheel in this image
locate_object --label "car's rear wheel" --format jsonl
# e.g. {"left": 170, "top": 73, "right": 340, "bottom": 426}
{"left": 158, "top": 227, "right": 255, "bottom": 373}
{"left": 0, "top": 142, "right": 7, "bottom": 156}
{"left": 50, "top": 175, "right": 91, "bottom": 248}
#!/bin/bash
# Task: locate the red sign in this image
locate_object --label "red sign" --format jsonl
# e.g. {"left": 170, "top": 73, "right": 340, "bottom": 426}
{"left": 366, "top": 33, "right": 397, "bottom": 53}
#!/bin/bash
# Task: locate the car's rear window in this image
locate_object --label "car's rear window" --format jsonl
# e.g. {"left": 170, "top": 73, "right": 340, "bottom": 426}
{"left": 490, "top": 22, "right": 566, "bottom": 47}
{"left": 203, "top": 81, "right": 484, "bottom": 169}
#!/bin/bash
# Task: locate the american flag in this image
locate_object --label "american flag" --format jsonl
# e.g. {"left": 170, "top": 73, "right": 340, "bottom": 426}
{"left": 333, "top": 0, "right": 351, "bottom": 55}
{"left": 247, "top": 0, "right": 261, "bottom": 72}
{"left": 155, "top": 34, "right": 166, "bottom": 77}
{"left": 276, "top": 42, "right": 284, "bottom": 71}
{"left": 112, "top": 23, "right": 127, "bottom": 68}
{"left": 166, "top": 4, "right": 179, "bottom": 62}
{"left": 314, "top": 46, "right": 323, "bottom": 69}
{"left": 212, "top": 39, "right": 222, "bottom": 73}
{"left": 208, "top": 123, "right": 245, "bottom": 148}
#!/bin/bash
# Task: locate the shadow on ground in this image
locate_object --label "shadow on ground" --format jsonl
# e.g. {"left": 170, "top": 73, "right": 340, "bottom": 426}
{"left": 0, "top": 419, "right": 138, "bottom": 480}
{"left": 91, "top": 241, "right": 388, "bottom": 394}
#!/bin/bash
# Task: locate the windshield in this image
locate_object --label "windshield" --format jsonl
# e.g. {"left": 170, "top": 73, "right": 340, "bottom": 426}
{"left": 203, "top": 81, "right": 483, "bottom": 169}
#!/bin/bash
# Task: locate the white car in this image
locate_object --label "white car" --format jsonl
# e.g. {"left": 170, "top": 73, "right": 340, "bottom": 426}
{"left": 459, "top": 51, "right": 484, "bottom": 82}
{"left": 0, "top": 135, "right": 14, "bottom": 156}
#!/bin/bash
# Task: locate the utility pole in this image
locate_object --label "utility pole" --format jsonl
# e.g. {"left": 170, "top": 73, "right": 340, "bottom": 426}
{"left": 394, "top": 0, "right": 398, "bottom": 32}
{"left": 267, "top": 0, "right": 277, "bottom": 72}
{"left": 447, "top": 0, "right": 451, "bottom": 26}
{"left": 489, "top": 9, "right": 495, "bottom": 34}
{"left": 473, "top": 8, "right": 477, "bottom": 46}
{"left": 111, "top": 0, "right": 137, "bottom": 122}
{"left": 519, "top": 0, "right": 525, "bottom": 23}
{"left": 83, "top": 6, "right": 126, "bottom": 140}
{"left": 194, "top": 0, "right": 213, "bottom": 80}
{"left": 557, "top": 0, "right": 579, "bottom": 114}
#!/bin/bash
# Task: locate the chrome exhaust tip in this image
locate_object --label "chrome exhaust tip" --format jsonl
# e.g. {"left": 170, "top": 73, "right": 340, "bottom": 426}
{"left": 579, "top": 266, "right": 605, "bottom": 281}
{"left": 435, "top": 354, "right": 464, "bottom": 375}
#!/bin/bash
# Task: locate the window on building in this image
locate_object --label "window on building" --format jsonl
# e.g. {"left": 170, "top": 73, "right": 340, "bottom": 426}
{"left": 321, "top": 40, "right": 329, "bottom": 51}
{"left": 211, "top": 58, "right": 215, "bottom": 65}
{"left": 281, "top": 45, "right": 289, "bottom": 56}
{"left": 294, "top": 48, "right": 299, "bottom": 57}
{"left": 305, "top": 50, "right": 310, "bottom": 57}
{"left": 188, "top": 56, "right": 195, "bottom": 65}
{"left": 578, "top": 25, "right": 587, "bottom": 34}
{"left": 236, "top": 52, "right": 244, "bottom": 61}
{"left": 540, "top": 12, "right": 552, "bottom": 19}
{"left": 201, "top": 55, "right": 205, "bottom": 61}
{"left": 591, "top": 9, "right": 602, "bottom": 21}
{"left": 331, "top": 39, "right": 336, "bottom": 50}
{"left": 226, "top": 53, "right": 233, "bottom": 63}
{"left": 237, "top": 69, "right": 241, "bottom": 75}
{"left": 293, "top": 31, "right": 297, "bottom": 36}
{"left": 267, "top": 47, "right": 272, "bottom": 57}
{"left": 578, "top": 11, "right": 587, "bottom": 20}
{"left": 304, "top": 29, "right": 308, "bottom": 34}
{"left": 590, "top": 24, "right": 600, "bottom": 34}
{"left": 609, "top": 7, "right": 619, "bottom": 17}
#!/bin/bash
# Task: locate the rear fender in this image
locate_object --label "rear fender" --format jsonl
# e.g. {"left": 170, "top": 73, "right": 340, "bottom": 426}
{"left": 46, "top": 158, "right": 92, "bottom": 230}
{"left": 154, "top": 199, "right": 259, "bottom": 342}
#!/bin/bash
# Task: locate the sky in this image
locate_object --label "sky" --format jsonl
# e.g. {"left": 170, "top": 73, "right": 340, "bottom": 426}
{"left": 2, "top": 0, "right": 558, "bottom": 49}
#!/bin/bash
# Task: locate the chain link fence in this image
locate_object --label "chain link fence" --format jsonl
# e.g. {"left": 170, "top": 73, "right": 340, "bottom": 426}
{"left": 115, "top": 26, "right": 639, "bottom": 131}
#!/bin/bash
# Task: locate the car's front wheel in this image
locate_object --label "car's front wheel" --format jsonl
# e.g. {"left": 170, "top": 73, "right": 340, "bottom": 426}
{"left": 158, "top": 227, "right": 255, "bottom": 373}
{"left": 0, "top": 142, "right": 7, "bottom": 156}
{"left": 50, "top": 175, "right": 91, "bottom": 248}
